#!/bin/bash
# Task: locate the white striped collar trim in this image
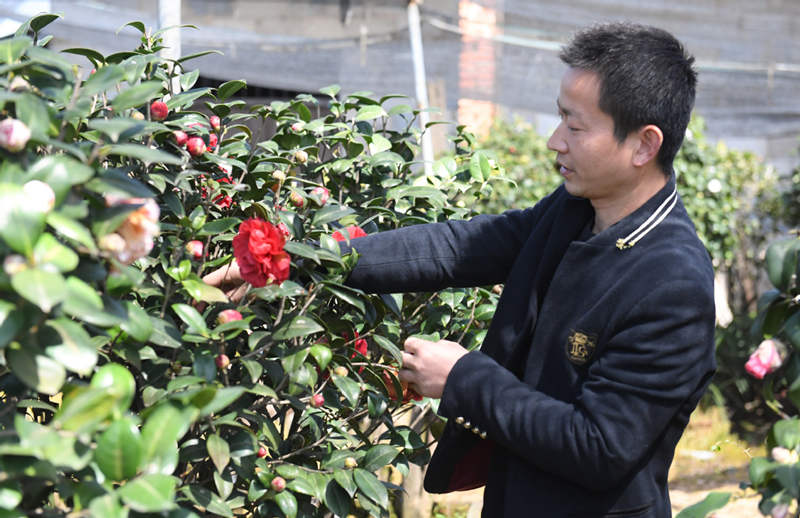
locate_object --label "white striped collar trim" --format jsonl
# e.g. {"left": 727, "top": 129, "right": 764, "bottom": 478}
{"left": 615, "top": 187, "right": 678, "bottom": 250}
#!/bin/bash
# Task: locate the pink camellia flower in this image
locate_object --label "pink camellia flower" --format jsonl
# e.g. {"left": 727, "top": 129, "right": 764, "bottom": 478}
{"left": 277, "top": 222, "right": 290, "bottom": 239}
{"left": 209, "top": 115, "right": 221, "bottom": 131}
{"left": 104, "top": 196, "right": 160, "bottom": 264}
{"left": 290, "top": 122, "right": 305, "bottom": 132}
{"left": 0, "top": 118, "right": 31, "bottom": 152}
{"left": 217, "top": 309, "right": 243, "bottom": 325}
{"left": 185, "top": 240, "right": 204, "bottom": 260}
{"left": 23, "top": 180, "right": 55, "bottom": 213}
{"left": 771, "top": 446, "right": 799, "bottom": 464}
{"left": 232, "top": 218, "right": 291, "bottom": 287}
{"left": 150, "top": 100, "right": 169, "bottom": 121}
{"left": 332, "top": 225, "right": 367, "bottom": 242}
{"left": 311, "top": 186, "right": 329, "bottom": 206}
{"left": 745, "top": 338, "right": 785, "bottom": 379}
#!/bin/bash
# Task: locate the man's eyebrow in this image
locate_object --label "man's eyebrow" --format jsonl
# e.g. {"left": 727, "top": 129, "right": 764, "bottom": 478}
{"left": 556, "top": 99, "right": 571, "bottom": 116}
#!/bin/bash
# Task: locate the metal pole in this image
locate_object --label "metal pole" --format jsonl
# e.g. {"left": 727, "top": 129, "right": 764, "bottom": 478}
{"left": 407, "top": 0, "right": 434, "bottom": 176}
{"left": 158, "top": 0, "right": 182, "bottom": 94}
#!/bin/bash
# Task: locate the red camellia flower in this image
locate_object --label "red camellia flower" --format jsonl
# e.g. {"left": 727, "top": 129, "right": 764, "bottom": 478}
{"left": 332, "top": 225, "right": 367, "bottom": 242}
{"left": 210, "top": 115, "right": 221, "bottom": 131}
{"left": 233, "top": 218, "right": 291, "bottom": 287}
{"left": 208, "top": 133, "right": 218, "bottom": 150}
{"left": 745, "top": 338, "right": 785, "bottom": 379}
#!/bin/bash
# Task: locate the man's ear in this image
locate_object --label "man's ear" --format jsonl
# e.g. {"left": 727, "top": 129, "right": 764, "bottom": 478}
{"left": 632, "top": 125, "right": 664, "bottom": 167}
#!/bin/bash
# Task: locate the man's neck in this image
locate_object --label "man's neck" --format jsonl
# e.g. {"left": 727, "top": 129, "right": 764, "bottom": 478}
{"left": 591, "top": 171, "right": 669, "bottom": 234}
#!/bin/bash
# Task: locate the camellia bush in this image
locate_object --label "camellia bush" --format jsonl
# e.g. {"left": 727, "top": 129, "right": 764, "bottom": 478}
{"left": 0, "top": 15, "right": 503, "bottom": 518}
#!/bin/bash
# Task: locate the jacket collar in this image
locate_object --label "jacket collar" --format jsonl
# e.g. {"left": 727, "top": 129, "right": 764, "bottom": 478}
{"left": 583, "top": 172, "right": 678, "bottom": 249}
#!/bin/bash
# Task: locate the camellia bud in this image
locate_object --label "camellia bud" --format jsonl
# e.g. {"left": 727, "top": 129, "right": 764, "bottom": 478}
{"left": 311, "top": 186, "right": 329, "bottom": 206}
{"left": 272, "top": 170, "right": 287, "bottom": 182}
{"left": 0, "top": 118, "right": 31, "bottom": 152}
{"left": 257, "top": 446, "right": 267, "bottom": 458}
{"left": 3, "top": 255, "right": 27, "bottom": 276}
{"left": 99, "top": 233, "right": 126, "bottom": 254}
{"left": 186, "top": 137, "right": 207, "bottom": 157}
{"left": 270, "top": 476, "right": 286, "bottom": 493}
{"left": 185, "top": 240, "right": 203, "bottom": 259}
{"left": 23, "top": 180, "right": 56, "bottom": 213}
{"left": 290, "top": 121, "right": 305, "bottom": 132}
{"left": 150, "top": 100, "right": 169, "bottom": 121}
{"left": 131, "top": 110, "right": 145, "bottom": 121}
{"left": 173, "top": 130, "right": 189, "bottom": 147}
{"left": 771, "top": 446, "right": 799, "bottom": 464}
{"left": 215, "top": 354, "right": 230, "bottom": 369}
{"left": 344, "top": 457, "right": 358, "bottom": 469}
{"left": 294, "top": 149, "right": 308, "bottom": 164}
{"left": 209, "top": 115, "right": 221, "bottom": 131}
{"left": 310, "top": 393, "right": 325, "bottom": 408}
{"left": 289, "top": 191, "right": 304, "bottom": 208}
{"left": 745, "top": 338, "right": 785, "bottom": 379}
{"left": 333, "top": 366, "right": 348, "bottom": 377}
{"left": 208, "top": 133, "right": 218, "bottom": 150}
{"left": 217, "top": 309, "right": 243, "bottom": 325}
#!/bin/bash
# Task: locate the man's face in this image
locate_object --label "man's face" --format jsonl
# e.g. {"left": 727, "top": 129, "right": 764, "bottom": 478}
{"left": 547, "top": 68, "right": 639, "bottom": 204}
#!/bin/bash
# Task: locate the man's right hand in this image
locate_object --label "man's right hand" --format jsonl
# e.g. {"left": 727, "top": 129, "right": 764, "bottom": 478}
{"left": 203, "top": 260, "right": 249, "bottom": 302}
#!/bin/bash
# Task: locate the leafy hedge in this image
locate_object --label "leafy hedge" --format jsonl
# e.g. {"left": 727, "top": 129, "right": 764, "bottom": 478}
{"left": 0, "top": 16, "right": 503, "bottom": 518}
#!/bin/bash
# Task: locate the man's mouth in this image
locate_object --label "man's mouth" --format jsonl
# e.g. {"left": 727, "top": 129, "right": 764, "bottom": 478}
{"left": 555, "top": 161, "right": 574, "bottom": 176}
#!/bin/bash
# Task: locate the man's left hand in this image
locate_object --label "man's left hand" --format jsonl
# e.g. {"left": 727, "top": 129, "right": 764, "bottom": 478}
{"left": 399, "top": 337, "right": 469, "bottom": 399}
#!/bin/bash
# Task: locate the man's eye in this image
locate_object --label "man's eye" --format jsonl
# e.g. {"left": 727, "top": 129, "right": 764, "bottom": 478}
{"left": 568, "top": 127, "right": 580, "bottom": 132}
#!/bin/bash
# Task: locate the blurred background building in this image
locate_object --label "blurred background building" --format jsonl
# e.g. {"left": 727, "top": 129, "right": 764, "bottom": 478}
{"left": 2, "top": 0, "right": 799, "bottom": 173}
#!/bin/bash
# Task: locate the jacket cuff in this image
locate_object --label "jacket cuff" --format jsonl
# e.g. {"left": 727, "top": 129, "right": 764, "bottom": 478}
{"left": 439, "top": 351, "right": 492, "bottom": 440}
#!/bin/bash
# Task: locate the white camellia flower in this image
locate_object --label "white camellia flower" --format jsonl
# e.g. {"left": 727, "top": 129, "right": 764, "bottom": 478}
{"left": 103, "top": 196, "right": 160, "bottom": 264}
{"left": 771, "top": 446, "right": 799, "bottom": 464}
{"left": 0, "top": 118, "right": 31, "bottom": 153}
{"left": 23, "top": 180, "right": 56, "bottom": 213}
{"left": 3, "top": 255, "right": 27, "bottom": 276}
{"left": 707, "top": 178, "right": 722, "bottom": 193}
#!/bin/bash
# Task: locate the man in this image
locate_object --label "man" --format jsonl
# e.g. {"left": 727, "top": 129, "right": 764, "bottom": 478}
{"left": 208, "top": 23, "right": 715, "bottom": 517}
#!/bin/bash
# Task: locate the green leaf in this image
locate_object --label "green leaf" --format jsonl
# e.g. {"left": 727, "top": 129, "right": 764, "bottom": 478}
{"left": 0, "top": 301, "right": 23, "bottom": 349}
{"left": 95, "top": 418, "right": 143, "bottom": 481}
{"left": 217, "top": 80, "right": 246, "bottom": 101}
{"left": 0, "top": 480, "right": 22, "bottom": 510}
{"left": 46, "top": 212, "right": 97, "bottom": 252}
{"left": 774, "top": 418, "right": 800, "bottom": 450}
{"left": 333, "top": 469, "right": 357, "bottom": 497}
{"left": 775, "top": 465, "right": 800, "bottom": 498}
{"left": 274, "top": 490, "right": 298, "bottom": 518}
{"left": 353, "top": 468, "right": 388, "bottom": 508}
{"left": 674, "top": 492, "right": 731, "bottom": 518}
{"left": 171, "top": 303, "right": 209, "bottom": 336}
{"left": 43, "top": 318, "right": 98, "bottom": 375}
{"left": 282, "top": 241, "right": 320, "bottom": 265}
{"left": 749, "top": 457, "right": 775, "bottom": 487}
{"left": 88, "top": 494, "right": 127, "bottom": 518}
{"left": 272, "top": 315, "right": 324, "bottom": 340}
{"left": 319, "top": 84, "right": 341, "bottom": 97}
{"left": 148, "top": 316, "right": 183, "bottom": 348}
{"left": 372, "top": 334, "right": 403, "bottom": 365}
{"left": 53, "top": 386, "right": 120, "bottom": 434}
{"left": 121, "top": 300, "right": 153, "bottom": 342}
{"left": 207, "top": 433, "right": 230, "bottom": 473}
{"left": 11, "top": 268, "right": 66, "bottom": 313}
{"left": 281, "top": 347, "right": 309, "bottom": 375}
{"left": 109, "top": 143, "right": 184, "bottom": 165}
{"left": 182, "top": 279, "right": 229, "bottom": 303}
{"left": 117, "top": 474, "right": 177, "bottom": 513}
{"left": 323, "top": 480, "right": 352, "bottom": 516}
{"left": 180, "top": 69, "right": 200, "bottom": 91}
{"left": 355, "top": 105, "right": 387, "bottom": 122}
{"left": 5, "top": 343, "right": 66, "bottom": 395}
{"left": 0, "top": 183, "right": 46, "bottom": 256}
{"left": 200, "top": 217, "right": 240, "bottom": 235}
{"left": 322, "top": 282, "right": 365, "bottom": 314}
{"left": 197, "top": 387, "right": 245, "bottom": 417}
{"left": 15, "top": 93, "right": 51, "bottom": 139}
{"left": 766, "top": 238, "right": 800, "bottom": 292}
{"left": 62, "top": 47, "right": 106, "bottom": 65}
{"left": 28, "top": 155, "right": 94, "bottom": 203}
{"left": 141, "top": 403, "right": 191, "bottom": 460}
{"left": 111, "top": 81, "right": 164, "bottom": 112}
{"left": 82, "top": 64, "right": 126, "bottom": 96}
{"left": 309, "top": 344, "right": 332, "bottom": 371}
{"left": 312, "top": 205, "right": 355, "bottom": 226}
{"left": 361, "top": 444, "right": 399, "bottom": 473}
{"left": 62, "top": 279, "right": 125, "bottom": 327}
{"left": 88, "top": 118, "right": 149, "bottom": 143}
{"left": 180, "top": 485, "right": 233, "bottom": 517}
{"left": 332, "top": 374, "right": 361, "bottom": 407}
{"left": 369, "top": 134, "right": 392, "bottom": 155}
{"left": 0, "top": 36, "right": 32, "bottom": 64}
{"left": 33, "top": 233, "right": 79, "bottom": 272}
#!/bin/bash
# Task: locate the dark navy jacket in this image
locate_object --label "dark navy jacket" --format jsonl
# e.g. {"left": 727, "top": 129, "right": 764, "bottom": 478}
{"left": 344, "top": 175, "right": 716, "bottom": 517}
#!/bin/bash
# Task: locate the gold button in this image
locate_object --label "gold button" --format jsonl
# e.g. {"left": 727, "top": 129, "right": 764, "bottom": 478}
{"left": 472, "top": 428, "right": 481, "bottom": 435}
{"left": 480, "top": 432, "right": 487, "bottom": 439}
{"left": 455, "top": 416, "right": 464, "bottom": 425}
{"left": 464, "top": 421, "right": 472, "bottom": 429}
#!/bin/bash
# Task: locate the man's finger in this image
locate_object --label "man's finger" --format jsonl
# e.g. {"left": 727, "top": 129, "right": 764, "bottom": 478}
{"left": 401, "top": 351, "right": 416, "bottom": 369}
{"left": 398, "top": 367, "right": 415, "bottom": 384}
{"left": 203, "top": 261, "right": 241, "bottom": 287}
{"left": 226, "top": 283, "right": 249, "bottom": 303}
{"left": 404, "top": 336, "right": 427, "bottom": 353}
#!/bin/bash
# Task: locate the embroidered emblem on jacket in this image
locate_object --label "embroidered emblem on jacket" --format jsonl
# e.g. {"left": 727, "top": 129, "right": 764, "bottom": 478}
{"left": 566, "top": 330, "right": 598, "bottom": 366}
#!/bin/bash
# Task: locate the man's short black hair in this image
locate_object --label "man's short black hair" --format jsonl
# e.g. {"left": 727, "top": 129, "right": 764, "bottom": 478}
{"left": 559, "top": 23, "right": 697, "bottom": 173}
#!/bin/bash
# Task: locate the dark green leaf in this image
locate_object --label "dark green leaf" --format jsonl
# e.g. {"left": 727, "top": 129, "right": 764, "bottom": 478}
{"left": 217, "top": 80, "right": 246, "bottom": 101}
{"left": 182, "top": 279, "right": 229, "bottom": 303}
{"left": 171, "top": 303, "right": 209, "bottom": 336}
{"left": 274, "top": 490, "right": 298, "bottom": 518}
{"left": 207, "top": 433, "right": 230, "bottom": 473}
{"left": 180, "top": 485, "right": 233, "bottom": 517}
{"left": 11, "top": 268, "right": 66, "bottom": 313}
{"left": 6, "top": 343, "right": 66, "bottom": 395}
{"left": 109, "top": 143, "right": 184, "bottom": 165}
{"left": 272, "top": 315, "right": 324, "bottom": 341}
{"left": 46, "top": 212, "right": 97, "bottom": 252}
{"left": 323, "top": 480, "right": 351, "bottom": 516}
{"left": 361, "top": 444, "right": 399, "bottom": 473}
{"left": 355, "top": 105, "right": 387, "bottom": 121}
{"left": 774, "top": 418, "right": 800, "bottom": 450}
{"left": 28, "top": 155, "right": 94, "bottom": 202}
{"left": 0, "top": 183, "right": 46, "bottom": 256}
{"left": 62, "top": 47, "right": 105, "bottom": 65}
{"left": 309, "top": 344, "right": 332, "bottom": 371}
{"left": 15, "top": 93, "right": 51, "bottom": 139}
{"left": 43, "top": 318, "right": 97, "bottom": 376}
{"left": 353, "top": 468, "right": 388, "bottom": 508}
{"left": 333, "top": 470, "right": 357, "bottom": 497}
{"left": 111, "top": 81, "right": 164, "bottom": 112}
{"left": 33, "top": 233, "right": 78, "bottom": 272}
{"left": 0, "top": 301, "right": 23, "bottom": 349}
{"left": 749, "top": 457, "right": 775, "bottom": 487}
{"left": 332, "top": 374, "right": 361, "bottom": 407}
{"left": 95, "top": 418, "right": 143, "bottom": 481}
{"left": 121, "top": 300, "right": 153, "bottom": 342}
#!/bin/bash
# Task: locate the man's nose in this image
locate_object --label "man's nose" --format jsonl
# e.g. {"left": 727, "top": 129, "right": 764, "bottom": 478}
{"left": 547, "top": 124, "right": 567, "bottom": 153}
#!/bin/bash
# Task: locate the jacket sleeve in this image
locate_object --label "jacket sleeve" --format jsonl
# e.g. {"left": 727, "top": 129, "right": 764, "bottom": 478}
{"left": 342, "top": 203, "right": 546, "bottom": 294}
{"left": 437, "top": 278, "right": 716, "bottom": 490}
